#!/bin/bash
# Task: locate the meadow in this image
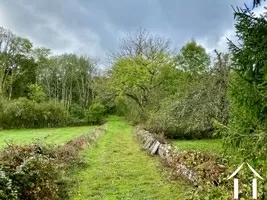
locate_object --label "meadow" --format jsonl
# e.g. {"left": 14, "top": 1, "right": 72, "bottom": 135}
{"left": 0, "top": 125, "right": 95, "bottom": 148}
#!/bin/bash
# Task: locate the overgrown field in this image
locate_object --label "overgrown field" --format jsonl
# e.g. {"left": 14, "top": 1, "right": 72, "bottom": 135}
{"left": 0, "top": 126, "right": 95, "bottom": 148}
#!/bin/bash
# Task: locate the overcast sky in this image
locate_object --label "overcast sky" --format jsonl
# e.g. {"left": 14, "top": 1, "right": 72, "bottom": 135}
{"left": 0, "top": 0, "right": 266, "bottom": 62}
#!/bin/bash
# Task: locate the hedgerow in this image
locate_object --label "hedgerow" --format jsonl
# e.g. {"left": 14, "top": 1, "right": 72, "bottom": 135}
{"left": 0, "top": 126, "right": 106, "bottom": 200}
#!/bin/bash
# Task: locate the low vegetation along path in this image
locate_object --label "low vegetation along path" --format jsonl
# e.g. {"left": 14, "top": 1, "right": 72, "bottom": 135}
{"left": 70, "top": 117, "right": 188, "bottom": 200}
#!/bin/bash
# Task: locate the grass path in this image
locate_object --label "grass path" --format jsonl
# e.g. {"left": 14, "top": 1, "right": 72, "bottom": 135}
{"left": 70, "top": 117, "right": 188, "bottom": 200}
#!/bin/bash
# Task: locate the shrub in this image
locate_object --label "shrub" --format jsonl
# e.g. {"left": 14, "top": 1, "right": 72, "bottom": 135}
{"left": 145, "top": 91, "right": 216, "bottom": 139}
{"left": 37, "top": 101, "right": 67, "bottom": 127}
{"left": 0, "top": 98, "right": 67, "bottom": 129}
{"left": 0, "top": 144, "right": 69, "bottom": 200}
{"left": 69, "top": 103, "right": 85, "bottom": 119}
{"left": 67, "top": 104, "right": 89, "bottom": 126}
{"left": 145, "top": 63, "right": 229, "bottom": 140}
{"left": 86, "top": 102, "right": 106, "bottom": 125}
{"left": 66, "top": 116, "right": 88, "bottom": 127}
{"left": 114, "top": 96, "right": 128, "bottom": 116}
{"left": 0, "top": 98, "right": 35, "bottom": 128}
{"left": 14, "top": 155, "right": 68, "bottom": 200}
{"left": 27, "top": 84, "right": 45, "bottom": 103}
{"left": 0, "top": 169, "right": 18, "bottom": 200}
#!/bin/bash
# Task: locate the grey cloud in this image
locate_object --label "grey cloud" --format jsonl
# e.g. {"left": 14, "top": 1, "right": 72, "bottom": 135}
{"left": 0, "top": 0, "right": 256, "bottom": 60}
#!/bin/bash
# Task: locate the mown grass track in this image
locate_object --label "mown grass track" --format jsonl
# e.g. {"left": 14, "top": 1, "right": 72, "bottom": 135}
{"left": 70, "top": 116, "right": 189, "bottom": 200}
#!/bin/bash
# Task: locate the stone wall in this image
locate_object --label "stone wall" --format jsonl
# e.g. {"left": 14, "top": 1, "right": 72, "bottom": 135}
{"left": 135, "top": 128, "right": 198, "bottom": 184}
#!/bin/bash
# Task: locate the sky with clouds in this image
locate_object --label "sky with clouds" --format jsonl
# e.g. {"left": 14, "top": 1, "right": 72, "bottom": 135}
{"left": 0, "top": 0, "right": 266, "bottom": 62}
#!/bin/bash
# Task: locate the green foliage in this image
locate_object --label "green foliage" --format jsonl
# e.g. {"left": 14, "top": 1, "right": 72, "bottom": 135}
{"left": 67, "top": 104, "right": 88, "bottom": 126}
{"left": 27, "top": 84, "right": 45, "bottom": 103}
{"left": 10, "top": 57, "right": 38, "bottom": 99}
{"left": 146, "top": 51, "right": 230, "bottom": 139}
{"left": 92, "top": 76, "right": 117, "bottom": 115}
{"left": 109, "top": 29, "right": 177, "bottom": 121}
{"left": 15, "top": 155, "right": 67, "bottom": 200}
{"left": 0, "top": 97, "right": 106, "bottom": 129}
{"left": 197, "top": 9, "right": 267, "bottom": 199}
{"left": 86, "top": 102, "right": 106, "bottom": 125}
{"left": 161, "top": 83, "right": 216, "bottom": 139}
{"left": 0, "top": 144, "right": 69, "bottom": 200}
{"left": 109, "top": 30, "right": 230, "bottom": 139}
{"left": 123, "top": 102, "right": 143, "bottom": 125}
{"left": 38, "top": 101, "right": 68, "bottom": 127}
{"left": 110, "top": 55, "right": 176, "bottom": 120}
{"left": 114, "top": 96, "right": 129, "bottom": 116}
{"left": 69, "top": 103, "right": 85, "bottom": 119}
{"left": 185, "top": 164, "right": 267, "bottom": 200}
{"left": 0, "top": 26, "right": 105, "bottom": 128}
{"left": 223, "top": 7, "right": 267, "bottom": 162}
{"left": 37, "top": 54, "right": 96, "bottom": 110}
{"left": 0, "top": 27, "right": 35, "bottom": 99}
{"left": 0, "top": 168, "right": 18, "bottom": 200}
{"left": 176, "top": 39, "right": 211, "bottom": 75}
{"left": 0, "top": 98, "right": 67, "bottom": 129}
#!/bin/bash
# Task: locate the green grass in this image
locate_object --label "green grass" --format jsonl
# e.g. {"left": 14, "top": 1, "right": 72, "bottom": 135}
{"left": 0, "top": 126, "right": 95, "bottom": 148}
{"left": 172, "top": 139, "right": 222, "bottom": 154}
{"left": 70, "top": 116, "right": 190, "bottom": 200}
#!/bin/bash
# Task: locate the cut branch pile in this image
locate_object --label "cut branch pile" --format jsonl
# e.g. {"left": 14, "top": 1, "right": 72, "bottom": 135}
{"left": 56, "top": 124, "right": 108, "bottom": 163}
{"left": 135, "top": 127, "right": 227, "bottom": 186}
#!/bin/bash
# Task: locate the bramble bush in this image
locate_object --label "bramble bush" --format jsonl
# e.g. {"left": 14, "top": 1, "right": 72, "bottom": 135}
{"left": 0, "top": 168, "right": 18, "bottom": 200}
{"left": 0, "top": 144, "right": 69, "bottom": 200}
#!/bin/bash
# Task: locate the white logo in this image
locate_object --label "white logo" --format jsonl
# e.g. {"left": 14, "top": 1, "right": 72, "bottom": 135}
{"left": 228, "top": 163, "right": 263, "bottom": 199}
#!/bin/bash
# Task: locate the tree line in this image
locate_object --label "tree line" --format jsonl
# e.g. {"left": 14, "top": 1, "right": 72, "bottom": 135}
{"left": 0, "top": 27, "right": 106, "bottom": 128}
